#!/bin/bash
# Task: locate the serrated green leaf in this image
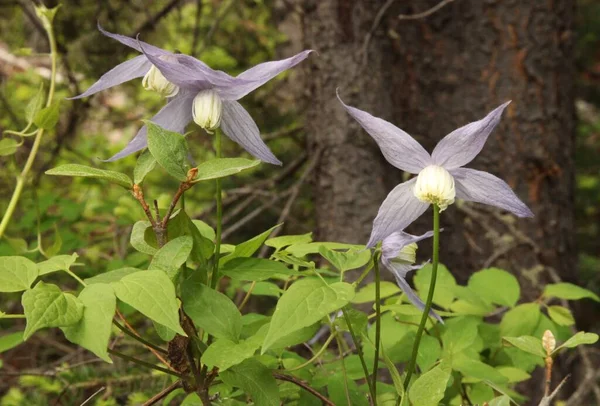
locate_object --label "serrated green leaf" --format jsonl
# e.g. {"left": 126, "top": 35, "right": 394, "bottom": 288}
{"left": 468, "top": 268, "right": 520, "bottom": 307}
{"left": 149, "top": 236, "right": 193, "bottom": 280}
{"left": 192, "top": 158, "right": 260, "bottom": 182}
{"left": 33, "top": 101, "right": 60, "bottom": 130}
{"left": 500, "top": 303, "right": 541, "bottom": 337}
{"left": 547, "top": 305, "right": 575, "bottom": 326}
{"left": 85, "top": 267, "right": 140, "bottom": 285}
{"left": 0, "top": 332, "right": 24, "bottom": 353}
{"left": 554, "top": 331, "right": 599, "bottom": 353}
{"left": 37, "top": 253, "right": 78, "bottom": 276}
{"left": 133, "top": 149, "right": 157, "bottom": 184}
{"left": 543, "top": 283, "right": 599, "bottom": 302}
{"left": 220, "top": 359, "right": 280, "bottom": 406}
{"left": 318, "top": 246, "right": 370, "bottom": 273}
{"left": 408, "top": 364, "right": 450, "bottom": 406}
{"left": 62, "top": 284, "right": 115, "bottom": 363}
{"left": 182, "top": 283, "right": 241, "bottom": 341}
{"left": 502, "top": 336, "right": 545, "bottom": 357}
{"left": 146, "top": 121, "right": 190, "bottom": 181}
{"left": 352, "top": 281, "right": 400, "bottom": 304}
{"left": 46, "top": 164, "right": 133, "bottom": 188}
{"left": 130, "top": 221, "right": 157, "bottom": 255}
{"left": 22, "top": 282, "right": 84, "bottom": 340}
{"left": 262, "top": 279, "right": 354, "bottom": 352}
{"left": 0, "top": 256, "right": 38, "bottom": 292}
{"left": 0, "top": 138, "right": 19, "bottom": 156}
{"left": 220, "top": 224, "right": 281, "bottom": 266}
{"left": 201, "top": 338, "right": 259, "bottom": 371}
{"left": 111, "top": 271, "right": 185, "bottom": 335}
{"left": 414, "top": 263, "right": 456, "bottom": 309}
{"left": 265, "top": 233, "right": 312, "bottom": 251}
{"left": 220, "top": 258, "right": 297, "bottom": 282}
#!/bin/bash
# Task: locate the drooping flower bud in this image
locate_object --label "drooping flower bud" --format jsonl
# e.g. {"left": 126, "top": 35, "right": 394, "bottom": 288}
{"left": 391, "top": 242, "right": 418, "bottom": 265}
{"left": 413, "top": 165, "right": 456, "bottom": 211}
{"left": 142, "top": 64, "right": 179, "bottom": 98}
{"left": 192, "top": 90, "right": 223, "bottom": 131}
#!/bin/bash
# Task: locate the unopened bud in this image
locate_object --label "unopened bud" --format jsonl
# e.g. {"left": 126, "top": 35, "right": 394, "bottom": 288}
{"left": 542, "top": 330, "right": 556, "bottom": 355}
{"left": 413, "top": 165, "right": 456, "bottom": 211}
{"left": 192, "top": 90, "right": 222, "bottom": 131}
{"left": 142, "top": 63, "right": 179, "bottom": 98}
{"left": 391, "top": 242, "right": 418, "bottom": 265}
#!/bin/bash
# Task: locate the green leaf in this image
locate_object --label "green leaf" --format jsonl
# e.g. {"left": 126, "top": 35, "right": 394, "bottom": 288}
{"left": 25, "top": 84, "right": 45, "bottom": 124}
{"left": 0, "top": 256, "right": 38, "bottom": 292}
{"left": 0, "top": 138, "right": 19, "bottom": 156}
{"left": 22, "top": 282, "right": 84, "bottom": 340}
{"left": 554, "top": 331, "right": 599, "bottom": 353}
{"left": 335, "top": 307, "right": 368, "bottom": 334}
{"left": 543, "top": 283, "right": 599, "bottom": 302}
{"left": 265, "top": 233, "right": 312, "bottom": 251}
{"left": 442, "top": 317, "right": 479, "bottom": 355}
{"left": 496, "top": 366, "right": 531, "bottom": 383}
{"left": 502, "top": 336, "right": 545, "bottom": 357}
{"left": 468, "top": 268, "right": 520, "bottom": 307}
{"left": 201, "top": 338, "right": 259, "bottom": 371}
{"left": 5, "top": 237, "right": 28, "bottom": 253}
{"left": 37, "top": 253, "right": 78, "bottom": 276}
{"left": 381, "top": 346, "right": 405, "bottom": 400}
{"left": 149, "top": 236, "right": 193, "bottom": 280}
{"left": 489, "top": 395, "right": 511, "bottom": 406}
{"left": 417, "top": 334, "right": 442, "bottom": 372}
{"left": 352, "top": 281, "right": 400, "bottom": 304}
{"left": 408, "top": 364, "right": 450, "bottom": 406}
{"left": 285, "top": 242, "right": 365, "bottom": 257}
{"left": 44, "top": 226, "right": 63, "bottom": 258}
{"left": 154, "top": 321, "right": 176, "bottom": 342}
{"left": 262, "top": 279, "right": 354, "bottom": 352}
{"left": 130, "top": 221, "right": 157, "bottom": 255}
{"left": 220, "top": 258, "right": 297, "bottom": 282}
{"left": 146, "top": 121, "right": 190, "bottom": 181}
{"left": 111, "top": 271, "right": 185, "bottom": 335}
{"left": 547, "top": 305, "right": 575, "bottom": 326}
{"left": 33, "top": 101, "right": 60, "bottom": 130}
{"left": 220, "top": 359, "right": 280, "bottom": 406}
{"left": 500, "top": 303, "right": 541, "bottom": 337}
{"left": 318, "top": 246, "right": 370, "bottom": 273}
{"left": 46, "top": 164, "right": 133, "bottom": 188}
{"left": 414, "top": 263, "right": 457, "bottom": 309}
{"left": 85, "top": 267, "right": 140, "bottom": 285}
{"left": 193, "top": 158, "right": 260, "bottom": 182}
{"left": 62, "top": 284, "right": 116, "bottom": 363}
{"left": 452, "top": 354, "right": 508, "bottom": 384}
{"left": 243, "top": 282, "right": 282, "bottom": 298}
{"left": 133, "top": 149, "right": 157, "bottom": 184}
{"left": 220, "top": 224, "right": 281, "bottom": 265}
{"left": 182, "top": 283, "right": 241, "bottom": 341}
{"left": 0, "top": 332, "right": 24, "bottom": 353}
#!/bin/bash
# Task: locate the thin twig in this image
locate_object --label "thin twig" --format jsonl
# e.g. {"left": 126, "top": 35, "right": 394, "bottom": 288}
{"left": 79, "top": 386, "right": 106, "bottom": 406}
{"left": 142, "top": 381, "right": 182, "bottom": 406}
{"left": 397, "top": 0, "right": 456, "bottom": 20}
{"left": 132, "top": 185, "right": 156, "bottom": 227}
{"left": 273, "top": 372, "right": 335, "bottom": 406}
{"left": 107, "top": 349, "right": 185, "bottom": 379}
{"left": 539, "top": 375, "right": 570, "bottom": 406}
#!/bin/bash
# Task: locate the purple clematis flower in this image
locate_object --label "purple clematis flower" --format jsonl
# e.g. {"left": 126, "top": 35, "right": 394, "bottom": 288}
{"left": 337, "top": 91, "right": 534, "bottom": 247}
{"left": 72, "top": 25, "right": 312, "bottom": 164}
{"left": 381, "top": 230, "right": 442, "bottom": 323}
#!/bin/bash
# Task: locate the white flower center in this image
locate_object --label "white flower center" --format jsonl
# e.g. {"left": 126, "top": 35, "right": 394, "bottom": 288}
{"left": 192, "top": 90, "right": 223, "bottom": 131}
{"left": 392, "top": 242, "right": 418, "bottom": 264}
{"left": 142, "top": 64, "right": 179, "bottom": 98}
{"left": 413, "top": 165, "right": 455, "bottom": 211}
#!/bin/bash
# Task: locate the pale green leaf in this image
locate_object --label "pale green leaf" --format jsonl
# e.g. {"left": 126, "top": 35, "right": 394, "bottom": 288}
{"left": 262, "top": 278, "right": 354, "bottom": 352}
{"left": 489, "top": 395, "right": 511, "bottom": 406}
{"left": 220, "top": 224, "right": 281, "bottom": 266}
{"left": 496, "top": 366, "right": 531, "bottom": 383}
{"left": 408, "top": 364, "right": 450, "bottom": 406}
{"left": 111, "top": 271, "right": 185, "bottom": 335}
{"left": 0, "top": 138, "right": 19, "bottom": 156}
{"left": 318, "top": 246, "right": 370, "bottom": 273}
{"left": 85, "top": 267, "right": 140, "bottom": 285}
{"left": 500, "top": 303, "right": 541, "bottom": 337}
{"left": 554, "top": 331, "right": 599, "bottom": 353}
{"left": 441, "top": 317, "right": 479, "bottom": 355}
{"left": 468, "top": 268, "right": 520, "bottom": 307}
{"left": 414, "top": 263, "right": 457, "bottom": 309}
{"left": 25, "top": 84, "right": 45, "bottom": 124}
{"left": 22, "top": 282, "right": 84, "bottom": 340}
{"left": 33, "top": 101, "right": 60, "bottom": 130}
{"left": 547, "top": 305, "right": 575, "bottom": 326}
{"left": 130, "top": 221, "right": 157, "bottom": 255}
{"left": 146, "top": 121, "right": 190, "bottom": 181}
{"left": 543, "top": 283, "right": 599, "bottom": 302}
{"left": 452, "top": 354, "right": 508, "bottom": 384}
{"left": 62, "top": 284, "right": 116, "bottom": 363}
{"left": 285, "top": 242, "right": 365, "bottom": 257}
{"left": 242, "top": 282, "right": 282, "bottom": 297}
{"left": 0, "top": 256, "right": 38, "bottom": 292}
{"left": 192, "top": 158, "right": 260, "bottom": 182}
{"left": 154, "top": 321, "right": 176, "bottom": 342}
{"left": 0, "top": 332, "right": 23, "bottom": 353}
{"left": 502, "top": 336, "right": 545, "bottom": 357}
{"left": 149, "top": 236, "right": 193, "bottom": 280}
{"left": 37, "top": 253, "right": 78, "bottom": 276}
{"left": 265, "top": 233, "right": 312, "bottom": 251}
{"left": 46, "top": 164, "right": 133, "bottom": 188}
{"left": 133, "top": 149, "right": 157, "bottom": 184}
{"left": 201, "top": 338, "right": 259, "bottom": 371}
{"left": 220, "top": 359, "right": 280, "bottom": 406}
{"left": 220, "top": 258, "right": 297, "bottom": 282}
{"left": 5, "top": 237, "right": 28, "bottom": 253}
{"left": 352, "top": 281, "right": 400, "bottom": 304}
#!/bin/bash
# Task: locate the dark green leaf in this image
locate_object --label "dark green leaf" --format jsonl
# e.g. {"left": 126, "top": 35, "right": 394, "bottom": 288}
{"left": 33, "top": 101, "right": 60, "bottom": 130}
{"left": 146, "top": 121, "right": 190, "bottom": 181}
{"left": 220, "top": 224, "right": 281, "bottom": 266}
{"left": 0, "top": 332, "right": 24, "bottom": 353}
{"left": 133, "top": 149, "right": 157, "bottom": 184}
{"left": 220, "top": 359, "right": 280, "bottom": 406}
{"left": 220, "top": 258, "right": 297, "bottom": 282}
{"left": 192, "top": 158, "right": 260, "bottom": 182}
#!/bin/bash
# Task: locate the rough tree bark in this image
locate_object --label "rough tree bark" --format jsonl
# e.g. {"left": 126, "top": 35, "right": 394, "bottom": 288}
{"left": 303, "top": 0, "right": 578, "bottom": 403}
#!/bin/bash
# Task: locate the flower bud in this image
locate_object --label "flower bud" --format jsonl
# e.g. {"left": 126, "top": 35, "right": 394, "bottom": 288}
{"left": 142, "top": 64, "right": 179, "bottom": 98}
{"left": 192, "top": 90, "right": 223, "bottom": 131}
{"left": 413, "top": 165, "right": 456, "bottom": 211}
{"left": 542, "top": 330, "right": 556, "bottom": 354}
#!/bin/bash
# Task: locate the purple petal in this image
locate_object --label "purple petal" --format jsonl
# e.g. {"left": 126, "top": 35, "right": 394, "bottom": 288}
{"left": 382, "top": 259, "right": 443, "bottom": 323}
{"left": 104, "top": 92, "right": 194, "bottom": 161}
{"left": 451, "top": 168, "right": 534, "bottom": 217}
{"left": 98, "top": 24, "right": 166, "bottom": 55}
{"left": 367, "top": 178, "right": 429, "bottom": 247}
{"left": 381, "top": 230, "right": 434, "bottom": 260}
{"left": 337, "top": 91, "right": 431, "bottom": 174}
{"left": 432, "top": 101, "right": 511, "bottom": 169}
{"left": 220, "top": 101, "right": 281, "bottom": 165}
{"left": 69, "top": 55, "right": 151, "bottom": 99}
{"left": 217, "top": 50, "right": 314, "bottom": 100}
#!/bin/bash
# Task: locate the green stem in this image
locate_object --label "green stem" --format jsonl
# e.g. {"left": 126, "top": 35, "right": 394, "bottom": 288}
{"left": 65, "top": 269, "right": 87, "bottom": 288}
{"left": 402, "top": 204, "right": 440, "bottom": 390}
{"left": 334, "top": 332, "right": 352, "bottom": 406}
{"left": 0, "top": 13, "right": 58, "bottom": 239}
{"left": 284, "top": 333, "right": 336, "bottom": 372}
{"left": 210, "top": 130, "right": 223, "bottom": 289}
{"left": 372, "top": 252, "right": 382, "bottom": 400}
{"left": 107, "top": 349, "right": 184, "bottom": 379}
{"left": 342, "top": 307, "right": 375, "bottom": 402}
{"left": 112, "top": 320, "right": 168, "bottom": 355}
{"left": 353, "top": 257, "right": 375, "bottom": 287}
{"left": 1, "top": 314, "right": 25, "bottom": 319}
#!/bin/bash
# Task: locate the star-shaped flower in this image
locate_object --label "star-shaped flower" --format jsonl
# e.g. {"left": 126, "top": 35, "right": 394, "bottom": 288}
{"left": 338, "top": 92, "right": 533, "bottom": 247}
{"left": 72, "top": 25, "right": 312, "bottom": 164}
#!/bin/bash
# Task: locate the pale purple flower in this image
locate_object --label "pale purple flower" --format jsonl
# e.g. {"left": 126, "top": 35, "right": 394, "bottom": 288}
{"left": 72, "top": 25, "right": 312, "bottom": 164}
{"left": 381, "top": 231, "right": 442, "bottom": 323}
{"left": 337, "top": 92, "right": 534, "bottom": 247}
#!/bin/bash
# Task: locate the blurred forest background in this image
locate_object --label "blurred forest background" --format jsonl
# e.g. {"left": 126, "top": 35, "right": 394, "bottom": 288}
{"left": 0, "top": 0, "right": 599, "bottom": 404}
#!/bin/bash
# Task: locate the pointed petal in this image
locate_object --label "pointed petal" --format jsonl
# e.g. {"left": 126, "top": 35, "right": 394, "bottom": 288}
{"left": 217, "top": 50, "right": 314, "bottom": 100}
{"left": 432, "top": 101, "right": 511, "bottom": 169}
{"left": 382, "top": 259, "right": 443, "bottom": 323}
{"left": 381, "top": 230, "right": 434, "bottom": 260}
{"left": 367, "top": 178, "right": 429, "bottom": 247}
{"left": 338, "top": 91, "right": 431, "bottom": 174}
{"left": 220, "top": 101, "right": 281, "bottom": 165}
{"left": 69, "top": 55, "right": 151, "bottom": 99}
{"left": 105, "top": 92, "right": 194, "bottom": 161}
{"left": 98, "top": 24, "right": 166, "bottom": 55}
{"left": 451, "top": 168, "right": 533, "bottom": 217}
